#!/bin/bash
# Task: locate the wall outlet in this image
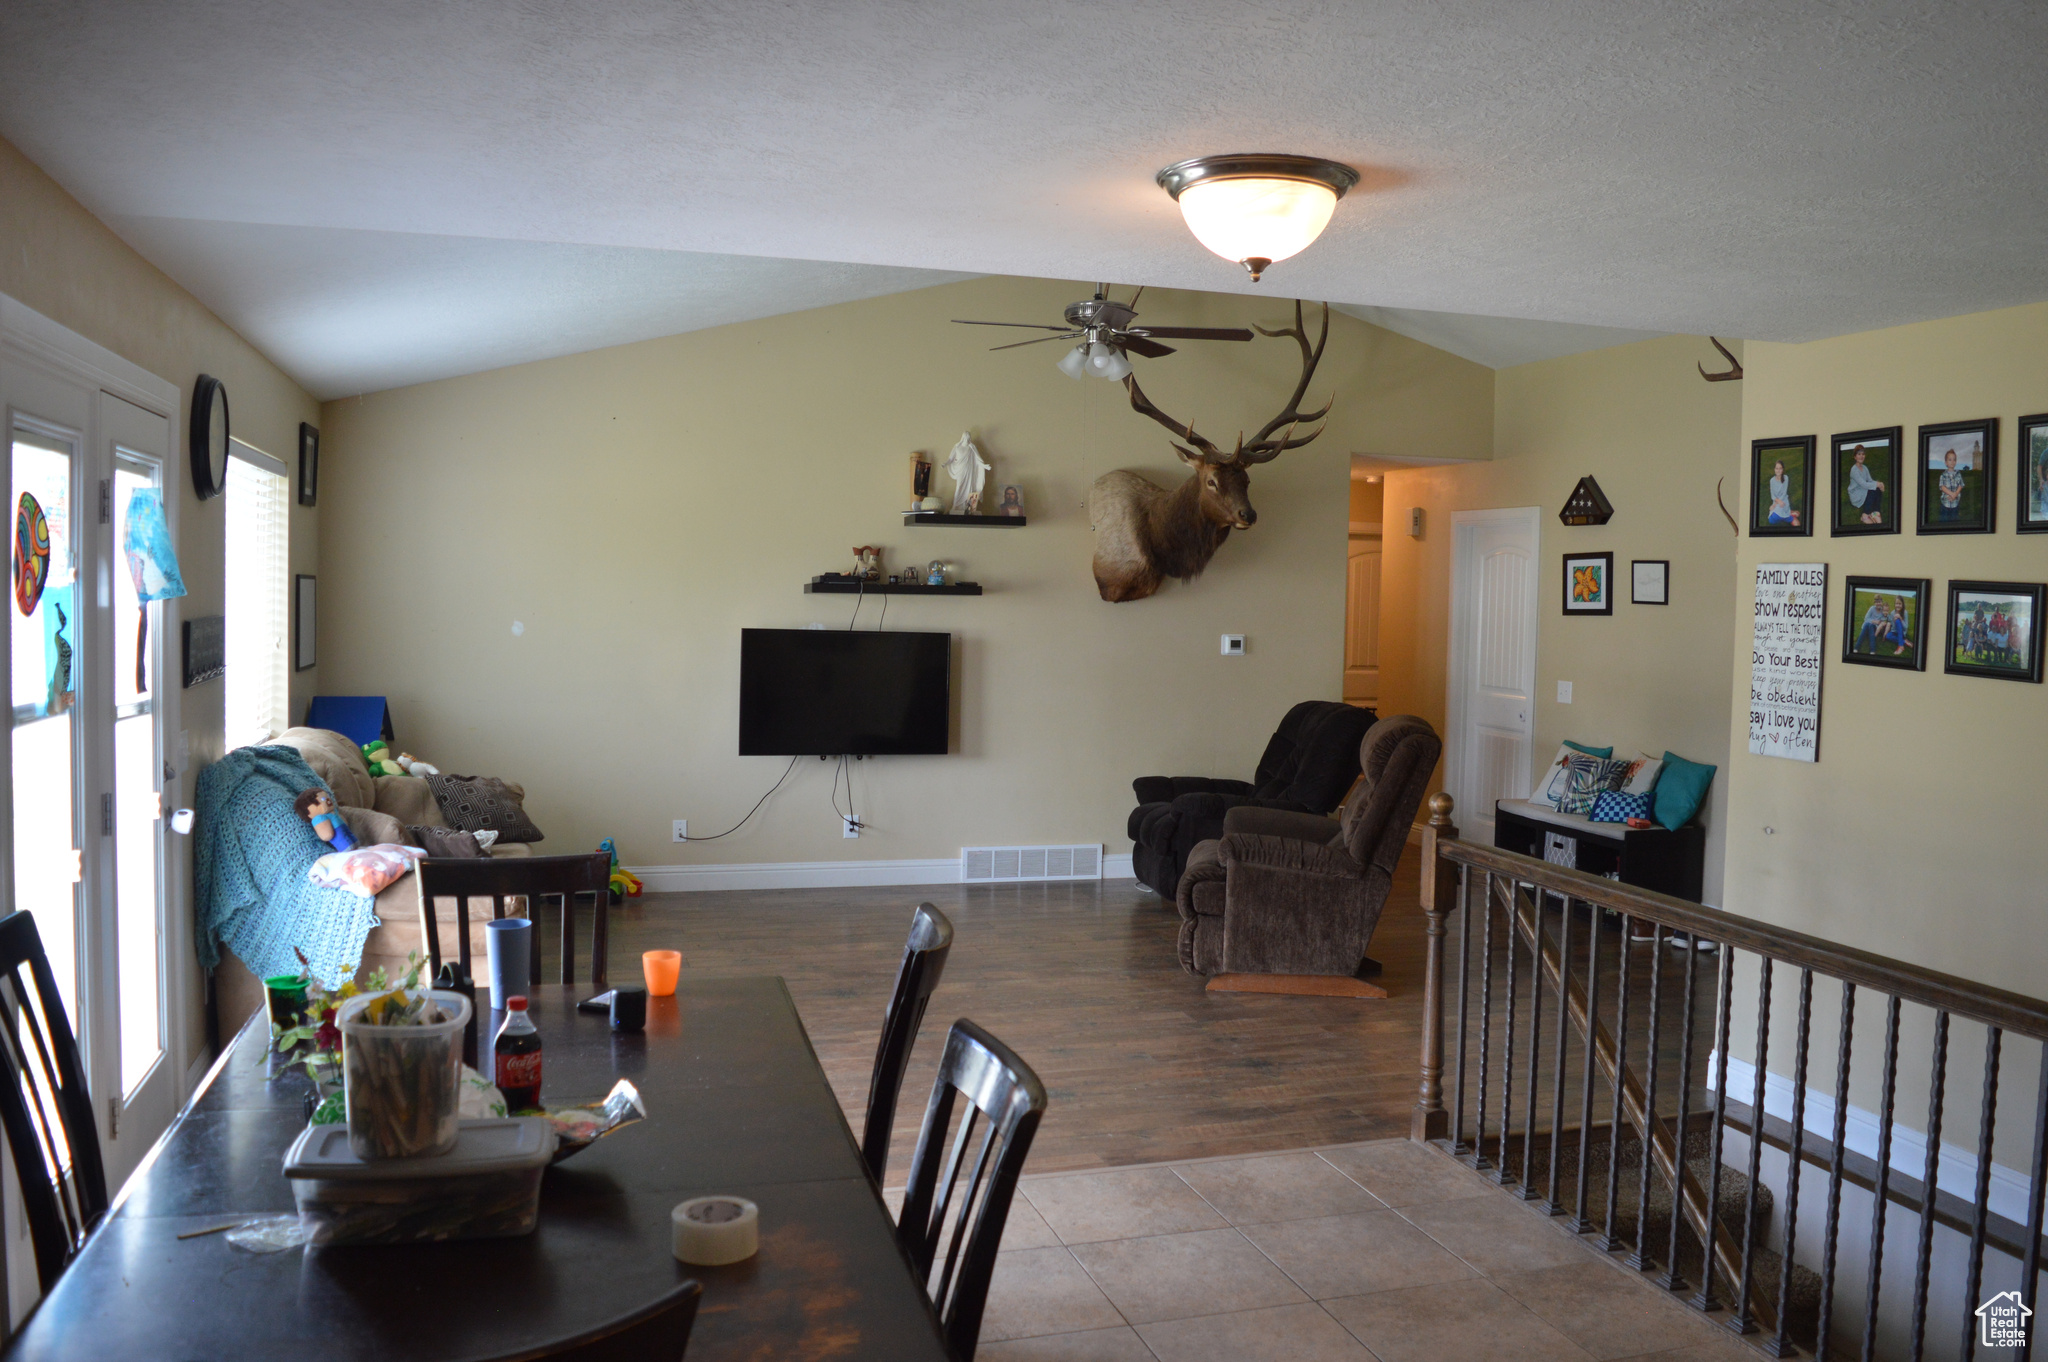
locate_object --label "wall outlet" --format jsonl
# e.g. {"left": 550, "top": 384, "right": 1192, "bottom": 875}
{"left": 1220, "top": 634, "right": 1246, "bottom": 656}
{"left": 671, "top": 819, "right": 688, "bottom": 842}
{"left": 1556, "top": 681, "right": 1573, "bottom": 704}
{"left": 842, "top": 815, "right": 860, "bottom": 839}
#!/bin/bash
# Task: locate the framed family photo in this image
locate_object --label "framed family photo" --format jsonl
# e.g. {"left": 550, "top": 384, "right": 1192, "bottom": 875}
{"left": 1750, "top": 436, "right": 1814, "bottom": 536}
{"left": 1945, "top": 580, "right": 2043, "bottom": 682}
{"left": 1831, "top": 426, "right": 1901, "bottom": 535}
{"left": 1562, "top": 551, "right": 1613, "bottom": 615}
{"left": 2018, "top": 413, "right": 2048, "bottom": 534}
{"left": 1841, "top": 576, "right": 1927, "bottom": 671}
{"left": 1918, "top": 418, "right": 1996, "bottom": 534}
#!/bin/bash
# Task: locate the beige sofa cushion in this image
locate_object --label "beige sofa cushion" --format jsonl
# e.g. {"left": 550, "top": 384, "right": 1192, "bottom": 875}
{"left": 272, "top": 727, "right": 376, "bottom": 808}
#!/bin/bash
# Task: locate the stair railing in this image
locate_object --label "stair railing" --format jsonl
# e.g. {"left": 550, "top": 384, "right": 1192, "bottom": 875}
{"left": 1411, "top": 792, "right": 2048, "bottom": 1362}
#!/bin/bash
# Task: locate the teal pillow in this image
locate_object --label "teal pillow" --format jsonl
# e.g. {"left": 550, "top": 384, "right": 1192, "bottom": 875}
{"left": 1564, "top": 740, "right": 1612, "bottom": 758}
{"left": 1653, "top": 752, "right": 1715, "bottom": 831}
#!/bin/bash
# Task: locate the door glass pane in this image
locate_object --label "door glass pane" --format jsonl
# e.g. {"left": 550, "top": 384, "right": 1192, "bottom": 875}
{"left": 113, "top": 463, "right": 162, "bottom": 1094}
{"left": 11, "top": 427, "right": 79, "bottom": 1026}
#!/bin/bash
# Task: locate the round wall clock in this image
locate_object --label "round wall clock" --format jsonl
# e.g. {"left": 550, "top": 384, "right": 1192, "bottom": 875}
{"left": 190, "top": 374, "right": 230, "bottom": 500}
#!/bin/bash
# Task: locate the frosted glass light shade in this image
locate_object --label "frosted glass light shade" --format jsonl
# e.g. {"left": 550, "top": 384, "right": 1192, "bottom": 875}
{"left": 1085, "top": 343, "right": 1131, "bottom": 381}
{"left": 1056, "top": 343, "right": 1089, "bottom": 378}
{"left": 1175, "top": 177, "right": 1338, "bottom": 268}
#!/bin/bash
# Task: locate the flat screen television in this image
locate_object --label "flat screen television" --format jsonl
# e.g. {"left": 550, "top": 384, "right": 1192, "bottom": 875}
{"left": 738, "top": 629, "right": 951, "bottom": 756}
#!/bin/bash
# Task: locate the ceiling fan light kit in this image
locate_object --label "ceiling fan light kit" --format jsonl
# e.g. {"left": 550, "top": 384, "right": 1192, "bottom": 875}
{"left": 1155, "top": 154, "right": 1359, "bottom": 281}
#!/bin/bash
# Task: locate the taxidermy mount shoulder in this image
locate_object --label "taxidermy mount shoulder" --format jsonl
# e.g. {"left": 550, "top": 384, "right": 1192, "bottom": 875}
{"left": 1086, "top": 301, "right": 1331, "bottom": 603}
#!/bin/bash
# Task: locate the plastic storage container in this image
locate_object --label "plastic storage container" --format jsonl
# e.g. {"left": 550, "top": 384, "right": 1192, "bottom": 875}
{"left": 338, "top": 988, "right": 472, "bottom": 1160}
{"left": 283, "top": 1116, "right": 557, "bottom": 1245}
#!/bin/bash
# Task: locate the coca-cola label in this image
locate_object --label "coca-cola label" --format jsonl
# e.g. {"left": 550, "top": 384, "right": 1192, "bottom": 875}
{"left": 496, "top": 1050, "right": 541, "bottom": 1090}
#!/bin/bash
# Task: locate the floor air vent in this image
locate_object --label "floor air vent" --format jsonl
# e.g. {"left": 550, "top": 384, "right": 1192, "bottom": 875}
{"left": 961, "top": 844, "right": 1103, "bottom": 883}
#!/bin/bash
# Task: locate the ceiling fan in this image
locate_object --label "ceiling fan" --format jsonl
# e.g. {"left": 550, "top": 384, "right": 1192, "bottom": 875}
{"left": 952, "top": 286, "right": 1253, "bottom": 380}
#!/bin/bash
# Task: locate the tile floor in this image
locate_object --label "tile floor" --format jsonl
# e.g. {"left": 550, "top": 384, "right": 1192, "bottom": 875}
{"left": 927, "top": 1138, "right": 1770, "bottom": 1362}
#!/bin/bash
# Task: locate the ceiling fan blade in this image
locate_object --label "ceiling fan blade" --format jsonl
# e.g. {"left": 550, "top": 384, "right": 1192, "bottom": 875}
{"left": 1117, "top": 335, "right": 1175, "bottom": 359}
{"left": 1128, "top": 326, "right": 1255, "bottom": 342}
{"left": 990, "top": 333, "right": 1081, "bottom": 351}
{"left": 951, "top": 319, "right": 1074, "bottom": 330}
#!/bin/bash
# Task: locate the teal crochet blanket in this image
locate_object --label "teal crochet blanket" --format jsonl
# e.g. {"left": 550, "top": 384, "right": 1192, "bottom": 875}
{"left": 194, "top": 745, "right": 381, "bottom": 989}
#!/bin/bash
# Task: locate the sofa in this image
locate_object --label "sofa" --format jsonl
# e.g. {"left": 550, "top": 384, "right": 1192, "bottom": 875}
{"left": 212, "top": 727, "right": 532, "bottom": 1031}
{"left": 1176, "top": 714, "right": 1440, "bottom": 989}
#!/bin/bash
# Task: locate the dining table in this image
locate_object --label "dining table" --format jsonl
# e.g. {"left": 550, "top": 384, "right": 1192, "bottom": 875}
{"left": 1, "top": 976, "right": 952, "bottom": 1361}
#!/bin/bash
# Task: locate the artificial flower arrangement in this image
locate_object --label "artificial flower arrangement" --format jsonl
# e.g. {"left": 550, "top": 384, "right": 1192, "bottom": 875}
{"left": 273, "top": 950, "right": 437, "bottom": 1126}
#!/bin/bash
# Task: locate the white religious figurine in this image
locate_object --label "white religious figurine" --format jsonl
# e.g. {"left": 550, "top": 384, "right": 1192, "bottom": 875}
{"left": 945, "top": 432, "right": 991, "bottom": 515}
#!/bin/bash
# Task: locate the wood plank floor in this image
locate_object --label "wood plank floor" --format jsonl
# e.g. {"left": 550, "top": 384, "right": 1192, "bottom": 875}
{"left": 580, "top": 859, "right": 1438, "bottom": 1183}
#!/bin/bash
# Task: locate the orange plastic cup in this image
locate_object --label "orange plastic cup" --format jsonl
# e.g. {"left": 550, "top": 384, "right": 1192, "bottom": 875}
{"left": 642, "top": 950, "right": 682, "bottom": 998}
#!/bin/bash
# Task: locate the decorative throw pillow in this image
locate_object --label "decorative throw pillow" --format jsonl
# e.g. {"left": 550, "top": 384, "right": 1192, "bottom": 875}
{"left": 1589, "top": 790, "right": 1653, "bottom": 824}
{"left": 1653, "top": 752, "right": 1716, "bottom": 831}
{"left": 406, "top": 824, "right": 488, "bottom": 858}
{"left": 1612, "top": 753, "right": 1664, "bottom": 796}
{"left": 427, "top": 774, "right": 545, "bottom": 843}
{"left": 308, "top": 844, "right": 425, "bottom": 898}
{"left": 1538, "top": 740, "right": 1614, "bottom": 807}
{"left": 1555, "top": 756, "right": 1629, "bottom": 816}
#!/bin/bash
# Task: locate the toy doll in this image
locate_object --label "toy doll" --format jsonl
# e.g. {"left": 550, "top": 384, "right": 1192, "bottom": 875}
{"left": 294, "top": 788, "right": 357, "bottom": 852}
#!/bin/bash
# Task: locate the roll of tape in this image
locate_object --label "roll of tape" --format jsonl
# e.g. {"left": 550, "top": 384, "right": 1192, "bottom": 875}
{"left": 672, "top": 1195, "right": 759, "bottom": 1265}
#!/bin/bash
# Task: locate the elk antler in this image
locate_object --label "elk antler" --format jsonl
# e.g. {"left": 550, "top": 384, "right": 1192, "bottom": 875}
{"left": 1119, "top": 300, "right": 1334, "bottom": 467}
{"left": 1698, "top": 336, "right": 1743, "bottom": 382}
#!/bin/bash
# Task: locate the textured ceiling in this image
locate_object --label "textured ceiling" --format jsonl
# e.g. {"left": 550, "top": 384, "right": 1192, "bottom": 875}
{"left": 5, "top": 2, "right": 2046, "bottom": 397}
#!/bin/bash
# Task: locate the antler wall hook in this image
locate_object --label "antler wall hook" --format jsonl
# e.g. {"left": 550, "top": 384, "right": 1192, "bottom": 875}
{"left": 1698, "top": 337, "right": 1743, "bottom": 382}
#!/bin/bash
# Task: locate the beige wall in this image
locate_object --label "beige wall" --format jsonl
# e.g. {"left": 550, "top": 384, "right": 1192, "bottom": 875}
{"left": 318, "top": 276, "right": 1490, "bottom": 868}
{"left": 1379, "top": 335, "right": 1743, "bottom": 903}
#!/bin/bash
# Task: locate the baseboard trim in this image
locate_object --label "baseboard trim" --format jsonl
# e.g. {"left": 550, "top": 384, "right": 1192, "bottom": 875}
{"left": 628, "top": 853, "right": 1136, "bottom": 893}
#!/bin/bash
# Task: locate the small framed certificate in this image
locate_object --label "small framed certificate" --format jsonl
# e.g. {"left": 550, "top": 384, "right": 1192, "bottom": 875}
{"left": 1631, "top": 559, "right": 1669, "bottom": 605}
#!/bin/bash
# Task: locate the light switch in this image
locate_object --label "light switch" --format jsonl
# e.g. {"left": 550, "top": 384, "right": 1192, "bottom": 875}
{"left": 1556, "top": 680, "right": 1573, "bottom": 704}
{"left": 1220, "top": 634, "right": 1246, "bottom": 656}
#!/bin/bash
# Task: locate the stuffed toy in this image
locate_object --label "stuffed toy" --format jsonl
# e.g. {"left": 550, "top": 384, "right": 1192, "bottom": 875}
{"left": 361, "top": 740, "right": 406, "bottom": 778}
{"left": 397, "top": 752, "right": 440, "bottom": 776}
{"left": 294, "top": 788, "right": 358, "bottom": 852}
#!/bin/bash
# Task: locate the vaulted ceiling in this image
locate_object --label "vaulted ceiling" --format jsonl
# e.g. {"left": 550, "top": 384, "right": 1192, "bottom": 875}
{"left": 4, "top": 2, "right": 2044, "bottom": 398}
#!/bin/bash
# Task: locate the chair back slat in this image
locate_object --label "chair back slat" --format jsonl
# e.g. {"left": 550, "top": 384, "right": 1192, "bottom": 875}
{"left": 896, "top": 1019, "right": 1046, "bottom": 1361}
{"left": 416, "top": 853, "right": 612, "bottom": 990}
{"left": 0, "top": 912, "right": 107, "bottom": 1292}
{"left": 861, "top": 904, "right": 953, "bottom": 1183}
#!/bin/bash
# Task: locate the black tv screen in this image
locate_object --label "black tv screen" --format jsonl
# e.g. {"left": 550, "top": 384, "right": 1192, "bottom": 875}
{"left": 739, "top": 629, "right": 951, "bottom": 755}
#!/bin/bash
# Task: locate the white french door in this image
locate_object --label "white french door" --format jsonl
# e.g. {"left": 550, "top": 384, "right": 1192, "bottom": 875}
{"left": 2, "top": 302, "right": 183, "bottom": 1205}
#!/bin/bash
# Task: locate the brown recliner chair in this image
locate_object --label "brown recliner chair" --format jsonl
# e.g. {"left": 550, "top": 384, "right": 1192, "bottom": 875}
{"left": 1175, "top": 714, "right": 1442, "bottom": 996}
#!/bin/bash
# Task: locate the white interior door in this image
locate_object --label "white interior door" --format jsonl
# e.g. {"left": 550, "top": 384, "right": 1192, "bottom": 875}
{"left": 1344, "top": 532, "right": 1382, "bottom": 705}
{"left": 1446, "top": 509, "right": 1540, "bottom": 844}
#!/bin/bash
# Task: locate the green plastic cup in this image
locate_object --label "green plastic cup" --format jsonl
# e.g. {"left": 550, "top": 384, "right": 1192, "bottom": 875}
{"left": 265, "top": 975, "right": 310, "bottom": 1027}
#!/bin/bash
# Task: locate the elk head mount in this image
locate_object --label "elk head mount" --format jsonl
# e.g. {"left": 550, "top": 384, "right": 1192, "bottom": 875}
{"left": 1086, "top": 301, "right": 1331, "bottom": 603}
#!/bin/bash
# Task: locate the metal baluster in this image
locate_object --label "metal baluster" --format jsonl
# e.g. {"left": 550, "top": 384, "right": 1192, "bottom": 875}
{"left": 1732, "top": 956, "right": 1774, "bottom": 1336}
{"left": 1767, "top": 967, "right": 1814, "bottom": 1358}
{"left": 1542, "top": 892, "right": 1574, "bottom": 1216}
{"left": 1815, "top": 982, "right": 1856, "bottom": 1361}
{"left": 1691, "top": 945, "right": 1736, "bottom": 1313}
{"left": 1567, "top": 901, "right": 1603, "bottom": 1234}
{"left": 1450, "top": 866, "right": 1473, "bottom": 1155}
{"left": 1907, "top": 1010, "right": 1948, "bottom": 1362}
{"left": 1473, "top": 873, "right": 1495, "bottom": 1171}
{"left": 1960, "top": 1026, "right": 2001, "bottom": 1362}
{"left": 1599, "top": 913, "right": 1634, "bottom": 1252}
{"left": 1498, "top": 880, "right": 1521, "bottom": 1188}
{"left": 1627, "top": 922, "right": 1667, "bottom": 1272}
{"left": 2018, "top": 1041, "right": 2048, "bottom": 1362}
{"left": 1858, "top": 995, "right": 1902, "bottom": 1362}
{"left": 1658, "top": 930, "right": 1703, "bottom": 1293}
{"left": 1519, "top": 884, "right": 1544, "bottom": 1200}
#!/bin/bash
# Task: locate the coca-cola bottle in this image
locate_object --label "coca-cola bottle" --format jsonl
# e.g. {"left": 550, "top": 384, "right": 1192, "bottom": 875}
{"left": 494, "top": 996, "right": 543, "bottom": 1111}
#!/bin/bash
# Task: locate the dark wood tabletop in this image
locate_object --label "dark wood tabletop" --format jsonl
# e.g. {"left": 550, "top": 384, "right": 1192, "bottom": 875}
{"left": 3, "top": 978, "right": 950, "bottom": 1362}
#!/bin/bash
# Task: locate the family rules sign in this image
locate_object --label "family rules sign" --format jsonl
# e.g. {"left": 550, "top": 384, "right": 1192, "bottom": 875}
{"left": 1749, "top": 562, "right": 1827, "bottom": 761}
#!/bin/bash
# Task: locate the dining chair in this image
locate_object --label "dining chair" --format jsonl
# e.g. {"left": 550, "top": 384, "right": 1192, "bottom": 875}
{"left": 417, "top": 852, "right": 614, "bottom": 989}
{"left": 0, "top": 910, "right": 109, "bottom": 1293}
{"left": 860, "top": 902, "right": 953, "bottom": 1184}
{"left": 895, "top": 1019, "right": 1048, "bottom": 1362}
{"left": 483, "top": 1278, "right": 702, "bottom": 1361}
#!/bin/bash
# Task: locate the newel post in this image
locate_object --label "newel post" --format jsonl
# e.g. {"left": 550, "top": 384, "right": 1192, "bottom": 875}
{"left": 1411, "top": 791, "right": 1459, "bottom": 1142}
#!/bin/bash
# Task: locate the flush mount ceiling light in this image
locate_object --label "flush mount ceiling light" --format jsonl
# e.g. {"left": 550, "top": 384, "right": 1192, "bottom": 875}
{"left": 1156, "top": 154, "right": 1359, "bottom": 282}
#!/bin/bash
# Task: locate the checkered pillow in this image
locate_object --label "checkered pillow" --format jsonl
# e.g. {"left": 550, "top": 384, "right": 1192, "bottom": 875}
{"left": 1557, "top": 757, "right": 1632, "bottom": 816}
{"left": 1589, "top": 790, "right": 1653, "bottom": 824}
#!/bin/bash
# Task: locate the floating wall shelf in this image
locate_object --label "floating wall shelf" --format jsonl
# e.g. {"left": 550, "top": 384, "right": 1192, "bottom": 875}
{"left": 805, "top": 578, "right": 983, "bottom": 596}
{"left": 903, "top": 513, "right": 1026, "bottom": 528}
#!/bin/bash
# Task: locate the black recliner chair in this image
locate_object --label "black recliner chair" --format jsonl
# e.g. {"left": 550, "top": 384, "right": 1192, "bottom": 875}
{"left": 1128, "top": 700, "right": 1376, "bottom": 896}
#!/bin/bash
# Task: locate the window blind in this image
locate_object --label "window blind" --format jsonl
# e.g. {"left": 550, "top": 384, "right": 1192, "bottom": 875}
{"left": 224, "top": 444, "right": 289, "bottom": 750}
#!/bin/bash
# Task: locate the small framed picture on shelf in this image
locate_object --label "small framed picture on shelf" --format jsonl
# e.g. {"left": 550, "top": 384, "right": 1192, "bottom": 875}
{"left": 2017, "top": 413, "right": 2048, "bottom": 533}
{"left": 1750, "top": 435, "right": 1814, "bottom": 536}
{"left": 1918, "top": 418, "right": 1997, "bottom": 534}
{"left": 1830, "top": 426, "right": 1900, "bottom": 535}
{"left": 1945, "top": 580, "right": 2043, "bottom": 682}
{"left": 1562, "top": 551, "right": 1613, "bottom": 615}
{"left": 1841, "top": 576, "right": 1928, "bottom": 671}
{"left": 1630, "top": 559, "right": 1668, "bottom": 605}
